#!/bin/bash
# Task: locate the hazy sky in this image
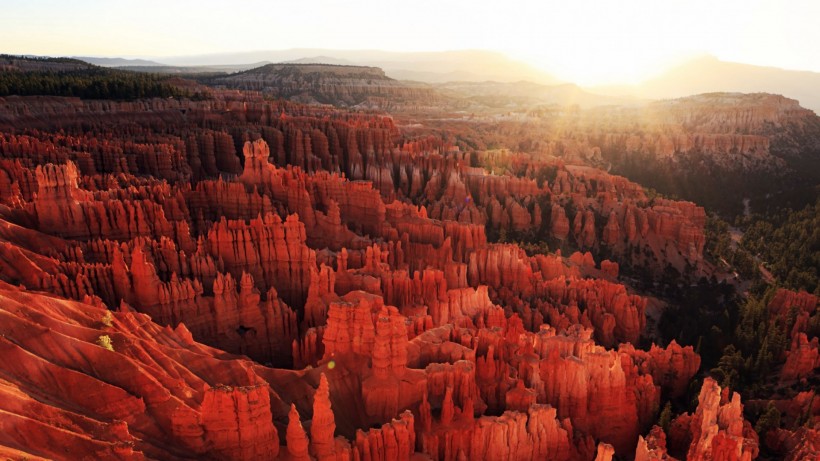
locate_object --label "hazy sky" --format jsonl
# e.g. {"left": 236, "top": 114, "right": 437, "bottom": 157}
{"left": 3, "top": 0, "right": 818, "bottom": 85}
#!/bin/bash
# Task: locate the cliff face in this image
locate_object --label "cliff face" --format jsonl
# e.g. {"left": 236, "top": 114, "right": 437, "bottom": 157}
{"left": 781, "top": 333, "right": 820, "bottom": 382}
{"left": 0, "top": 280, "right": 280, "bottom": 460}
{"left": 214, "top": 64, "right": 443, "bottom": 110}
{"left": 452, "top": 92, "right": 820, "bottom": 216}
{"left": 581, "top": 93, "right": 817, "bottom": 172}
{"left": 0, "top": 91, "right": 752, "bottom": 460}
{"left": 767, "top": 289, "right": 820, "bottom": 383}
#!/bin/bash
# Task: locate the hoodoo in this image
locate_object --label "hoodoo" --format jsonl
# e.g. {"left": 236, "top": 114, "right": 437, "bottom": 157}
{"left": 0, "top": 46, "right": 818, "bottom": 461}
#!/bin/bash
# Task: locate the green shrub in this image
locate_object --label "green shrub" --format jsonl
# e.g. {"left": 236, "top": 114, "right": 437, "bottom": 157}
{"left": 96, "top": 335, "right": 114, "bottom": 351}
{"left": 101, "top": 311, "right": 114, "bottom": 327}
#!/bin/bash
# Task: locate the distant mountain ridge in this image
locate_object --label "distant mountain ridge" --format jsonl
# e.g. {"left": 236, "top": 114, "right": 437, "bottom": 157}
{"left": 74, "top": 56, "right": 168, "bottom": 67}
{"left": 281, "top": 56, "right": 355, "bottom": 66}
{"left": 1, "top": 54, "right": 94, "bottom": 72}
{"left": 212, "top": 62, "right": 442, "bottom": 110}
{"left": 228, "top": 63, "right": 389, "bottom": 78}
{"left": 436, "top": 81, "right": 638, "bottom": 109}
{"left": 594, "top": 56, "right": 820, "bottom": 113}
{"left": 151, "top": 49, "right": 564, "bottom": 85}
{"left": 45, "top": 51, "right": 820, "bottom": 113}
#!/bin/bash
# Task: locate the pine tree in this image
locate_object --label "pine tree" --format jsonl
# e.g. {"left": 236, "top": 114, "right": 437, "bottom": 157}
{"left": 754, "top": 402, "right": 781, "bottom": 436}
{"left": 658, "top": 402, "right": 673, "bottom": 433}
{"left": 711, "top": 345, "right": 744, "bottom": 389}
{"left": 754, "top": 336, "right": 772, "bottom": 377}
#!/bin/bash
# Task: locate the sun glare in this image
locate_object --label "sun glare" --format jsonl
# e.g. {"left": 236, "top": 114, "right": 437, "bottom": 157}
{"left": 1, "top": 0, "right": 818, "bottom": 86}
{"left": 513, "top": 47, "right": 693, "bottom": 86}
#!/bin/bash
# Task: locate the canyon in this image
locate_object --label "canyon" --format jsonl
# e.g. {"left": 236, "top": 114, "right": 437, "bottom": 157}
{"left": 0, "top": 61, "right": 817, "bottom": 461}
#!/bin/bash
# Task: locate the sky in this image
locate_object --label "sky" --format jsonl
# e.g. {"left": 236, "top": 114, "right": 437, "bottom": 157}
{"left": 3, "top": 0, "right": 819, "bottom": 85}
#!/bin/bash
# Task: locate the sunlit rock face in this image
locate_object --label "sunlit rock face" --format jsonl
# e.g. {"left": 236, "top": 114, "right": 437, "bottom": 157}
{"left": 668, "top": 378, "right": 759, "bottom": 461}
{"left": 0, "top": 87, "right": 783, "bottom": 461}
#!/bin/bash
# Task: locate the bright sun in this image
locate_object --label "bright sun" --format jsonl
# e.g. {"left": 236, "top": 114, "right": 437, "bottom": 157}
{"left": 495, "top": 1, "right": 716, "bottom": 86}
{"left": 2, "top": 0, "right": 818, "bottom": 87}
{"left": 513, "top": 47, "right": 690, "bottom": 87}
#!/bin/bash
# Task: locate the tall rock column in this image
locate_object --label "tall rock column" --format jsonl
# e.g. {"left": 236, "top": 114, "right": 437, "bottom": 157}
{"left": 683, "top": 378, "right": 759, "bottom": 461}
{"left": 311, "top": 374, "right": 337, "bottom": 460}
{"left": 286, "top": 404, "right": 311, "bottom": 461}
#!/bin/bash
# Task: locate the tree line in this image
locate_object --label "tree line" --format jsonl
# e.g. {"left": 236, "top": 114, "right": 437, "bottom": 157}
{"left": 0, "top": 66, "right": 197, "bottom": 100}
